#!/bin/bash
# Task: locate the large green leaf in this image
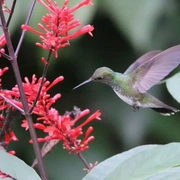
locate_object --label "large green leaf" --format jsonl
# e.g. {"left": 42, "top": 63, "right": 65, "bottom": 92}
{"left": 0, "top": 150, "right": 41, "bottom": 180}
{"left": 166, "top": 72, "right": 180, "bottom": 103}
{"left": 83, "top": 143, "right": 180, "bottom": 180}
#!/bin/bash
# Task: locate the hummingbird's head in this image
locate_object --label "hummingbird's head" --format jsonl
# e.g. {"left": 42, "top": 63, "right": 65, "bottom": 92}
{"left": 91, "top": 67, "right": 114, "bottom": 83}
{"left": 73, "top": 67, "right": 114, "bottom": 90}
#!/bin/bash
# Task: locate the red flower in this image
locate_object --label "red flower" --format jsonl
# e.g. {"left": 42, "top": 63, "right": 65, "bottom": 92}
{"left": 0, "top": 34, "right": 7, "bottom": 58}
{"left": 0, "top": 72, "right": 101, "bottom": 154}
{"left": 6, "top": 75, "right": 63, "bottom": 110}
{"left": 0, "top": 114, "right": 18, "bottom": 145}
{"left": 8, "top": 150, "right": 16, "bottom": 155}
{"left": 21, "top": 0, "right": 94, "bottom": 58}
{"left": 21, "top": 120, "right": 29, "bottom": 130}
{"left": 0, "top": 74, "right": 63, "bottom": 146}
{"left": 5, "top": 130, "right": 18, "bottom": 144}
{"left": 0, "top": 67, "right": 8, "bottom": 87}
{"left": 25, "top": 107, "right": 101, "bottom": 154}
{"left": 0, "top": 68, "right": 18, "bottom": 147}
{"left": 0, "top": 34, "right": 6, "bottom": 46}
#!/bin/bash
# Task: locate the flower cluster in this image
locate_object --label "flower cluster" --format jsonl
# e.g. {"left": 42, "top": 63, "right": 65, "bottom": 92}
{"left": 8, "top": 75, "right": 63, "bottom": 110}
{"left": 0, "top": 0, "right": 100, "bottom": 175}
{"left": 18, "top": 75, "right": 101, "bottom": 153}
{"left": 23, "top": 107, "right": 101, "bottom": 153}
{"left": 22, "top": 0, "right": 94, "bottom": 58}
{"left": 0, "top": 72, "right": 101, "bottom": 154}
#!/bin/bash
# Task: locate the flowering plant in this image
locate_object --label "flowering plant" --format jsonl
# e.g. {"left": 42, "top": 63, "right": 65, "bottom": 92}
{"left": 0, "top": 0, "right": 101, "bottom": 179}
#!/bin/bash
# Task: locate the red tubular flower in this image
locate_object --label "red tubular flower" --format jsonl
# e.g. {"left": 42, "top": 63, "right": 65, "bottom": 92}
{"left": 5, "top": 131, "right": 18, "bottom": 144}
{"left": 0, "top": 67, "right": 8, "bottom": 87}
{"left": 62, "top": 110, "right": 101, "bottom": 153}
{"left": 8, "top": 150, "right": 16, "bottom": 155}
{"left": 26, "top": 107, "right": 101, "bottom": 154}
{"left": 21, "top": 0, "right": 94, "bottom": 58}
{"left": 0, "top": 114, "right": 18, "bottom": 146}
{"left": 21, "top": 120, "right": 29, "bottom": 130}
{"left": 8, "top": 75, "right": 63, "bottom": 109}
{"left": 0, "top": 34, "right": 7, "bottom": 58}
{"left": 0, "top": 34, "right": 6, "bottom": 46}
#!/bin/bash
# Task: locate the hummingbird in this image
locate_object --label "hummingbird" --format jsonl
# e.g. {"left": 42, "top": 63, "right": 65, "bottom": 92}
{"left": 73, "top": 45, "right": 180, "bottom": 116}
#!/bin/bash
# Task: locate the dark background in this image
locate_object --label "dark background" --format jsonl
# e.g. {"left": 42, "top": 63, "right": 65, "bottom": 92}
{"left": 2, "top": 0, "right": 180, "bottom": 179}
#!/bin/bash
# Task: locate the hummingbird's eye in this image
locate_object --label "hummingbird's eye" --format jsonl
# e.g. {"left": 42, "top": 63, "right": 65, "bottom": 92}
{"left": 96, "top": 77, "right": 103, "bottom": 80}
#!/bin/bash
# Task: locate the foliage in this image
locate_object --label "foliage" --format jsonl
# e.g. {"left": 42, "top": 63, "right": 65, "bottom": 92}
{"left": 0, "top": 0, "right": 180, "bottom": 180}
{"left": 83, "top": 143, "right": 180, "bottom": 180}
{"left": 166, "top": 72, "right": 180, "bottom": 103}
{"left": 0, "top": 150, "right": 41, "bottom": 180}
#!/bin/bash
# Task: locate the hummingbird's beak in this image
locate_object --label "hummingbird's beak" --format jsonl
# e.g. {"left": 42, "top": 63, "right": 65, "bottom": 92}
{"left": 73, "top": 78, "right": 92, "bottom": 90}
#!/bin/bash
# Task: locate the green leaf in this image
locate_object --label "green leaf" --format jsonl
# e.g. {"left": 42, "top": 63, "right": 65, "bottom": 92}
{"left": 0, "top": 150, "right": 41, "bottom": 180}
{"left": 166, "top": 72, "right": 180, "bottom": 103}
{"left": 83, "top": 143, "right": 180, "bottom": 180}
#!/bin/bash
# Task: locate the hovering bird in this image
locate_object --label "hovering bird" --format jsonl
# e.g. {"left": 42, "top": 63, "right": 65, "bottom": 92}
{"left": 73, "top": 46, "right": 180, "bottom": 116}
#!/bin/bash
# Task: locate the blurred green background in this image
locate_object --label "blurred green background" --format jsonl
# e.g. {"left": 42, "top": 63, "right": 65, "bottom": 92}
{"left": 2, "top": 0, "right": 180, "bottom": 179}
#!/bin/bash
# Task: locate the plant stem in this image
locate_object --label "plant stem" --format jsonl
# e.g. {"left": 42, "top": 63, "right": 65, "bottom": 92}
{"left": 0, "top": 1, "right": 48, "bottom": 179}
{"left": 29, "top": 50, "right": 52, "bottom": 114}
{"left": 6, "top": 0, "right": 17, "bottom": 27}
{"left": 78, "top": 153, "right": 91, "bottom": 170}
{"left": 15, "top": 0, "right": 36, "bottom": 56}
{"left": 0, "top": 94, "right": 24, "bottom": 113}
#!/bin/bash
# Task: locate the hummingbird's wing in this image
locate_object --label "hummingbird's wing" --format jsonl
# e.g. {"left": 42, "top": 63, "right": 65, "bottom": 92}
{"left": 129, "top": 45, "right": 180, "bottom": 93}
{"left": 124, "top": 50, "right": 162, "bottom": 74}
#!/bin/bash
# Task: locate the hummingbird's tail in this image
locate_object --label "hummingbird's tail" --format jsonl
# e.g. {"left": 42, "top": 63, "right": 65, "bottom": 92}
{"left": 151, "top": 106, "right": 179, "bottom": 116}
{"left": 145, "top": 94, "right": 179, "bottom": 116}
{"left": 150, "top": 101, "right": 179, "bottom": 116}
